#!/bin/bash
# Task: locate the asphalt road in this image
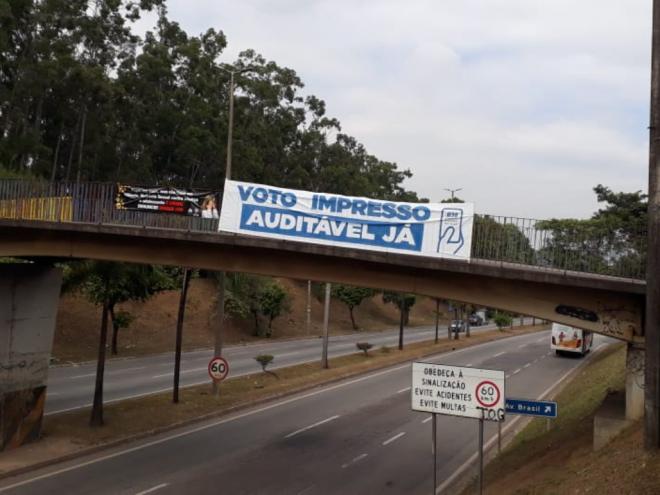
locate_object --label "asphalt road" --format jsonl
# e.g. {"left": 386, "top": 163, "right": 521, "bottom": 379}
{"left": 45, "top": 319, "right": 531, "bottom": 415}
{"left": 2, "top": 328, "right": 610, "bottom": 495}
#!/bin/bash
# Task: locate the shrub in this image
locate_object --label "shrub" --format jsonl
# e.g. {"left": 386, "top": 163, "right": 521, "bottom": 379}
{"left": 356, "top": 342, "right": 373, "bottom": 356}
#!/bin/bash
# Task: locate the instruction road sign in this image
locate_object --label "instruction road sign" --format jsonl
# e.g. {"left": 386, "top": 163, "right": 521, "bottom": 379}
{"left": 411, "top": 362, "right": 505, "bottom": 422}
{"left": 505, "top": 398, "right": 557, "bottom": 418}
{"left": 208, "top": 356, "right": 229, "bottom": 381}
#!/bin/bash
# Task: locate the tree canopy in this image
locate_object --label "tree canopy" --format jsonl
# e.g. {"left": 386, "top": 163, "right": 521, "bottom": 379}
{"left": 0, "top": 0, "right": 422, "bottom": 203}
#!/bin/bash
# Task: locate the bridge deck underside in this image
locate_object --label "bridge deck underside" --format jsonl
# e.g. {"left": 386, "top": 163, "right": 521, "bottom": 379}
{"left": 0, "top": 220, "right": 645, "bottom": 343}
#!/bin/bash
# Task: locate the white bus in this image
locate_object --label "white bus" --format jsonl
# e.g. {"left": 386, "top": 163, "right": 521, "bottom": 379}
{"left": 550, "top": 323, "right": 593, "bottom": 356}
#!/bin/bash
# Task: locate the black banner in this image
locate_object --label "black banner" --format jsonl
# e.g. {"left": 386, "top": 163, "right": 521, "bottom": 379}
{"left": 115, "top": 185, "right": 219, "bottom": 218}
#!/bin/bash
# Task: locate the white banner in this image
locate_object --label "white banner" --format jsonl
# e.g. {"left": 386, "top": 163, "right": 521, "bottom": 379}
{"left": 219, "top": 180, "right": 474, "bottom": 260}
{"left": 411, "top": 362, "right": 505, "bottom": 421}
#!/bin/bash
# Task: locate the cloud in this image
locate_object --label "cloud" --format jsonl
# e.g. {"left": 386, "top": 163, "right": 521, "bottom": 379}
{"left": 160, "top": 0, "right": 651, "bottom": 218}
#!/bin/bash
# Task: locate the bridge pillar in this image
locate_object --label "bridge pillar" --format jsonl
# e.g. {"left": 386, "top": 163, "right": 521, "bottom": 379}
{"left": 626, "top": 342, "right": 645, "bottom": 421}
{"left": 0, "top": 264, "right": 62, "bottom": 451}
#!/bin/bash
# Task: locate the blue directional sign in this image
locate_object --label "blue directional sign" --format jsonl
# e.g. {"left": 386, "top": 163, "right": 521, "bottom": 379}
{"left": 505, "top": 398, "right": 557, "bottom": 418}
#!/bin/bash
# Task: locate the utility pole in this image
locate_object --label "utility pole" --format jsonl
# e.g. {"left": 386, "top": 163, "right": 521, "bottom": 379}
{"left": 225, "top": 70, "right": 236, "bottom": 180}
{"left": 398, "top": 294, "right": 405, "bottom": 350}
{"left": 434, "top": 299, "right": 440, "bottom": 344}
{"left": 322, "top": 282, "right": 331, "bottom": 368}
{"left": 646, "top": 0, "right": 660, "bottom": 450}
{"left": 306, "top": 280, "right": 312, "bottom": 335}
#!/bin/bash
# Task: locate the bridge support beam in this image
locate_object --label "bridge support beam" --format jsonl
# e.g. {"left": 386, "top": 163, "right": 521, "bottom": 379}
{"left": 626, "top": 343, "right": 645, "bottom": 421}
{"left": 0, "top": 264, "right": 61, "bottom": 451}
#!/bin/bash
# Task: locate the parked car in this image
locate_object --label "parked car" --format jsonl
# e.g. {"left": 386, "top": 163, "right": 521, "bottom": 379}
{"left": 468, "top": 314, "right": 484, "bottom": 326}
{"left": 449, "top": 319, "right": 466, "bottom": 333}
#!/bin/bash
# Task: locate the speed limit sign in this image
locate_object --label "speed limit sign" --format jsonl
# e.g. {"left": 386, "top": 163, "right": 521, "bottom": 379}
{"left": 208, "top": 356, "right": 229, "bottom": 382}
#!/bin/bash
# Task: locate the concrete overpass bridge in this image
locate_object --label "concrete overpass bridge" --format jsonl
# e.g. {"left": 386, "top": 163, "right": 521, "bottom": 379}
{"left": 0, "top": 179, "right": 648, "bottom": 449}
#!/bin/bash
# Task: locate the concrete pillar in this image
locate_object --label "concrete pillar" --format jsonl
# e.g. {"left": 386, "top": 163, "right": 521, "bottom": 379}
{"left": 0, "top": 264, "right": 62, "bottom": 451}
{"left": 626, "top": 342, "right": 645, "bottom": 421}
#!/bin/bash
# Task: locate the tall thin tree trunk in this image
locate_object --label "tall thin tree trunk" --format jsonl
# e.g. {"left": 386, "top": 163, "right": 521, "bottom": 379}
{"left": 65, "top": 114, "right": 81, "bottom": 182}
{"left": 50, "top": 121, "right": 64, "bottom": 183}
{"left": 90, "top": 300, "right": 110, "bottom": 427}
{"left": 76, "top": 105, "right": 88, "bottom": 184}
{"left": 109, "top": 305, "right": 119, "bottom": 355}
{"left": 349, "top": 307, "right": 357, "bottom": 330}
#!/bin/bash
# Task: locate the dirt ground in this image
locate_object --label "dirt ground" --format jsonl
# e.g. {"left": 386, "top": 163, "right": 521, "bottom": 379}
{"left": 478, "top": 345, "right": 660, "bottom": 495}
{"left": 53, "top": 277, "right": 449, "bottom": 363}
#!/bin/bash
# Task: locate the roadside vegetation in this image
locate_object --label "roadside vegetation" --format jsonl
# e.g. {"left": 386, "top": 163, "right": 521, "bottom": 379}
{"left": 459, "top": 344, "right": 660, "bottom": 495}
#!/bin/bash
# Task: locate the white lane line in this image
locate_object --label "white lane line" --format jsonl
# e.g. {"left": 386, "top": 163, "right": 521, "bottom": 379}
{"left": 397, "top": 387, "right": 411, "bottom": 394}
{"left": 382, "top": 432, "right": 406, "bottom": 446}
{"left": 109, "top": 366, "right": 147, "bottom": 375}
{"left": 284, "top": 415, "right": 340, "bottom": 439}
{"left": 523, "top": 363, "right": 531, "bottom": 369}
{"left": 152, "top": 367, "right": 205, "bottom": 379}
{"left": 422, "top": 416, "right": 433, "bottom": 424}
{"left": 492, "top": 352, "right": 505, "bottom": 358}
{"left": 511, "top": 368, "right": 521, "bottom": 375}
{"left": 11, "top": 335, "right": 538, "bottom": 491}
{"left": 134, "top": 483, "right": 169, "bottom": 495}
{"left": 537, "top": 336, "right": 547, "bottom": 342}
{"left": 464, "top": 363, "right": 473, "bottom": 367}
{"left": 341, "top": 453, "right": 368, "bottom": 469}
{"left": 68, "top": 373, "right": 96, "bottom": 379}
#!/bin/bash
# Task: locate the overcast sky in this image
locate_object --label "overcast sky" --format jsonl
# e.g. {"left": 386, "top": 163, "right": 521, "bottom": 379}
{"left": 158, "top": 0, "right": 652, "bottom": 219}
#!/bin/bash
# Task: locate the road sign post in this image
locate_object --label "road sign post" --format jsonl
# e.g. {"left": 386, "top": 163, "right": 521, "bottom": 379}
{"left": 478, "top": 410, "right": 484, "bottom": 495}
{"left": 432, "top": 413, "right": 437, "bottom": 494}
{"left": 208, "top": 356, "right": 229, "bottom": 385}
{"left": 412, "top": 363, "right": 505, "bottom": 493}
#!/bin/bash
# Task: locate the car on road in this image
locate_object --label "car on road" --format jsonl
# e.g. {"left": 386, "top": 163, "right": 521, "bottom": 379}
{"left": 468, "top": 314, "right": 484, "bottom": 326}
{"left": 449, "top": 319, "right": 466, "bottom": 333}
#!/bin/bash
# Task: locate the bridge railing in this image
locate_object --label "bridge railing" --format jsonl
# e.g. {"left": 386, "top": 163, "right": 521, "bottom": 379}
{"left": 0, "top": 180, "right": 219, "bottom": 232}
{"left": 0, "top": 179, "right": 647, "bottom": 280}
{"left": 471, "top": 215, "right": 646, "bottom": 280}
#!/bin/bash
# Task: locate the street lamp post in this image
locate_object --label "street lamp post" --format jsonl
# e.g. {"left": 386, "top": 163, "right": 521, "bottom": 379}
{"left": 212, "top": 65, "right": 251, "bottom": 396}
{"left": 444, "top": 187, "right": 462, "bottom": 200}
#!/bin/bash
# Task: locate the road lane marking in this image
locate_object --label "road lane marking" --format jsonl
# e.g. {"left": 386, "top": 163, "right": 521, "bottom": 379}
{"left": 511, "top": 368, "right": 521, "bottom": 375}
{"left": 422, "top": 417, "right": 432, "bottom": 424}
{"left": 523, "top": 363, "right": 531, "bottom": 369}
{"left": 284, "top": 415, "right": 340, "bottom": 439}
{"left": 341, "top": 453, "right": 368, "bottom": 468}
{"left": 134, "top": 483, "right": 169, "bottom": 495}
{"left": 68, "top": 373, "right": 96, "bottom": 379}
{"left": 435, "top": 343, "right": 610, "bottom": 494}
{"left": 13, "top": 334, "right": 542, "bottom": 491}
{"left": 396, "top": 387, "right": 411, "bottom": 394}
{"left": 382, "top": 432, "right": 406, "bottom": 446}
{"left": 464, "top": 363, "right": 473, "bottom": 367}
{"left": 492, "top": 352, "right": 505, "bottom": 358}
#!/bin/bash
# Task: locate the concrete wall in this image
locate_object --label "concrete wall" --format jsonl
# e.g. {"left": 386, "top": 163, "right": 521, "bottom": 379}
{"left": 0, "top": 264, "right": 62, "bottom": 451}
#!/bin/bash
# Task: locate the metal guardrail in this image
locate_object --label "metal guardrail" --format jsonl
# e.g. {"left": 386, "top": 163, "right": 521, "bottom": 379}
{"left": 0, "top": 179, "right": 647, "bottom": 280}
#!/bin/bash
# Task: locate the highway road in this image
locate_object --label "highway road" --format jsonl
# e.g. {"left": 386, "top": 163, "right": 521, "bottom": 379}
{"left": 2, "top": 328, "right": 610, "bottom": 495}
{"left": 46, "top": 319, "right": 531, "bottom": 415}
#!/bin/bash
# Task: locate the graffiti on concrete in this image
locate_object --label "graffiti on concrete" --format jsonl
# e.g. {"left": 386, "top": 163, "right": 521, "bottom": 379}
{"left": 597, "top": 302, "right": 638, "bottom": 341}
